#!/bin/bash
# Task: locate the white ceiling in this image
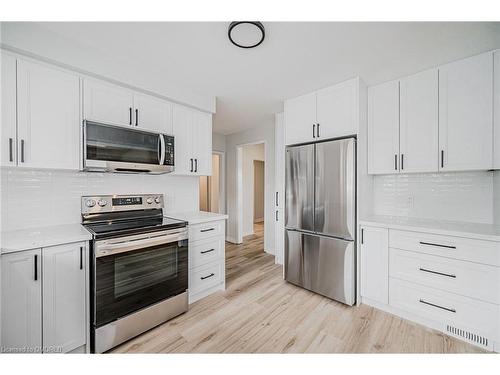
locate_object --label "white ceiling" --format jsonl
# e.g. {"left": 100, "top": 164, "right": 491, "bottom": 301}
{"left": 6, "top": 22, "right": 500, "bottom": 134}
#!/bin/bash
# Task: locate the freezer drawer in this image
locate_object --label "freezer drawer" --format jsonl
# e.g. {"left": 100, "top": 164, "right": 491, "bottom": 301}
{"left": 285, "top": 230, "right": 356, "bottom": 305}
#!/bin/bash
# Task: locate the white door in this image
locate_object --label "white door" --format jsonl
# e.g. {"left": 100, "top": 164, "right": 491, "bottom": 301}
{"left": 83, "top": 78, "right": 134, "bottom": 126}
{"left": 192, "top": 111, "right": 213, "bottom": 176}
{"left": 1, "top": 249, "right": 42, "bottom": 351}
{"left": 316, "top": 78, "right": 358, "bottom": 139}
{"left": 400, "top": 69, "right": 439, "bottom": 173}
{"left": 17, "top": 59, "right": 80, "bottom": 170}
{"left": 274, "top": 113, "right": 285, "bottom": 265}
{"left": 1, "top": 53, "right": 17, "bottom": 167}
{"left": 284, "top": 92, "right": 316, "bottom": 145}
{"left": 133, "top": 93, "right": 173, "bottom": 134}
{"left": 367, "top": 80, "right": 400, "bottom": 174}
{"left": 439, "top": 52, "right": 493, "bottom": 171}
{"left": 42, "top": 243, "right": 87, "bottom": 353}
{"left": 172, "top": 104, "right": 194, "bottom": 175}
{"left": 360, "top": 226, "right": 388, "bottom": 304}
{"left": 494, "top": 51, "right": 500, "bottom": 169}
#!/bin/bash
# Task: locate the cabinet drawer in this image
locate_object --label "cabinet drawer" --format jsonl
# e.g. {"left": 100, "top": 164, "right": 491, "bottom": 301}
{"left": 389, "top": 278, "right": 499, "bottom": 339}
{"left": 389, "top": 248, "right": 500, "bottom": 304}
{"left": 189, "top": 237, "right": 224, "bottom": 269}
{"left": 189, "top": 220, "right": 224, "bottom": 242}
{"left": 189, "top": 261, "right": 224, "bottom": 296}
{"left": 389, "top": 229, "right": 500, "bottom": 266}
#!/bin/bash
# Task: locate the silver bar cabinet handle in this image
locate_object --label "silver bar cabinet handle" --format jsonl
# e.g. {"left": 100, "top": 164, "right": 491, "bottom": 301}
{"left": 419, "top": 299, "right": 456, "bottom": 313}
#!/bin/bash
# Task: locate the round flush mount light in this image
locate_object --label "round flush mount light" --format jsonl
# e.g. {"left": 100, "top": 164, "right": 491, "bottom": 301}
{"left": 228, "top": 21, "right": 265, "bottom": 49}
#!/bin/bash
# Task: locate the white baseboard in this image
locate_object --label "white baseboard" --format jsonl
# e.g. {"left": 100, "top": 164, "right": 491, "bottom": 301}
{"left": 225, "top": 236, "right": 240, "bottom": 244}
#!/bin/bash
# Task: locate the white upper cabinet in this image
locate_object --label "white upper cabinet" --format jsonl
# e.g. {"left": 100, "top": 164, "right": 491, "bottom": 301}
{"left": 284, "top": 78, "right": 361, "bottom": 146}
{"left": 42, "top": 243, "right": 87, "bottom": 353}
{"left": 439, "top": 52, "right": 493, "bottom": 171}
{"left": 84, "top": 79, "right": 134, "bottom": 126}
{"left": 367, "top": 80, "right": 400, "bottom": 174}
{"left": 1, "top": 52, "right": 17, "bottom": 167}
{"left": 17, "top": 59, "right": 80, "bottom": 170}
{"left": 316, "top": 78, "right": 358, "bottom": 139}
{"left": 284, "top": 92, "right": 316, "bottom": 145}
{"left": 132, "top": 93, "right": 173, "bottom": 134}
{"left": 494, "top": 51, "right": 500, "bottom": 169}
{"left": 1, "top": 249, "right": 42, "bottom": 350}
{"left": 172, "top": 105, "right": 213, "bottom": 176}
{"left": 360, "top": 226, "right": 389, "bottom": 305}
{"left": 399, "top": 69, "right": 439, "bottom": 173}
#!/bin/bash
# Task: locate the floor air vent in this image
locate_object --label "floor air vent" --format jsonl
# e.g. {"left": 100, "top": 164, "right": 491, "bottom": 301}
{"left": 446, "top": 325, "right": 489, "bottom": 348}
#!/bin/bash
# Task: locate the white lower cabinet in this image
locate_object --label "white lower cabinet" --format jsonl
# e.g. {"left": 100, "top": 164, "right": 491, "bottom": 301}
{"left": 1, "top": 242, "right": 88, "bottom": 353}
{"left": 360, "top": 224, "right": 500, "bottom": 351}
{"left": 360, "top": 226, "right": 389, "bottom": 305}
{"left": 188, "top": 220, "right": 226, "bottom": 303}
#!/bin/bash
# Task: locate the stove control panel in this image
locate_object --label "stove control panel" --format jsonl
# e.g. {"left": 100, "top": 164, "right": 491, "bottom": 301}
{"left": 81, "top": 194, "right": 164, "bottom": 215}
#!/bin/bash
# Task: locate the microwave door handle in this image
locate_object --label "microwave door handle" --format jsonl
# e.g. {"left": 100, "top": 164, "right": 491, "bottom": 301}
{"left": 159, "top": 134, "right": 166, "bottom": 165}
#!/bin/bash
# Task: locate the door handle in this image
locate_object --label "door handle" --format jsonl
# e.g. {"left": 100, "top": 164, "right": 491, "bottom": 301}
{"left": 80, "top": 246, "right": 83, "bottom": 270}
{"left": 401, "top": 154, "right": 404, "bottom": 170}
{"left": 129, "top": 107, "right": 132, "bottom": 125}
{"left": 276, "top": 210, "right": 279, "bottom": 222}
{"left": 9, "top": 138, "right": 13, "bottom": 162}
{"left": 419, "top": 267, "right": 456, "bottom": 278}
{"left": 361, "top": 228, "right": 364, "bottom": 244}
{"left": 201, "top": 273, "right": 215, "bottom": 280}
{"left": 190, "top": 158, "right": 193, "bottom": 172}
{"left": 441, "top": 150, "right": 444, "bottom": 168}
{"left": 20, "top": 139, "right": 25, "bottom": 163}
{"left": 419, "top": 241, "right": 456, "bottom": 249}
{"left": 135, "top": 109, "right": 138, "bottom": 126}
{"left": 394, "top": 154, "right": 398, "bottom": 171}
{"left": 312, "top": 124, "right": 316, "bottom": 138}
{"left": 34, "top": 254, "right": 38, "bottom": 281}
{"left": 419, "top": 299, "right": 456, "bottom": 313}
{"left": 200, "top": 228, "right": 215, "bottom": 233}
{"left": 316, "top": 123, "right": 320, "bottom": 138}
{"left": 201, "top": 248, "right": 215, "bottom": 254}
{"left": 276, "top": 192, "right": 278, "bottom": 206}
{"left": 195, "top": 158, "right": 198, "bottom": 173}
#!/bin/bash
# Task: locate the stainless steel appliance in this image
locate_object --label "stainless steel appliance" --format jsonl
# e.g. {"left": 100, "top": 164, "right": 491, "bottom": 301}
{"left": 81, "top": 194, "right": 188, "bottom": 353}
{"left": 285, "top": 137, "right": 356, "bottom": 305}
{"left": 83, "top": 120, "right": 175, "bottom": 174}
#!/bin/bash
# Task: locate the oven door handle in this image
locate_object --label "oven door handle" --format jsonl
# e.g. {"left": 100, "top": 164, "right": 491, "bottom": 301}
{"left": 96, "top": 232, "right": 186, "bottom": 257}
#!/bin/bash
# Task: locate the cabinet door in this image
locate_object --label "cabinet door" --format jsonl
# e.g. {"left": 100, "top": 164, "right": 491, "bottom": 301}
{"left": 274, "top": 113, "right": 285, "bottom": 209}
{"left": 43, "top": 243, "right": 86, "bottom": 353}
{"left": 284, "top": 92, "right": 316, "bottom": 145}
{"left": 193, "top": 111, "right": 213, "bottom": 176}
{"left": 367, "top": 80, "right": 400, "bottom": 174}
{"left": 360, "top": 226, "right": 388, "bottom": 304}
{"left": 274, "top": 208, "right": 285, "bottom": 265}
{"left": 494, "top": 51, "right": 500, "bottom": 169}
{"left": 400, "top": 69, "right": 439, "bottom": 173}
{"left": 17, "top": 60, "right": 80, "bottom": 170}
{"left": 134, "top": 93, "right": 173, "bottom": 134}
{"left": 439, "top": 52, "right": 493, "bottom": 171}
{"left": 316, "top": 78, "right": 358, "bottom": 139}
{"left": 172, "top": 104, "right": 194, "bottom": 175}
{"left": 1, "top": 249, "right": 42, "bottom": 351}
{"left": 1, "top": 53, "right": 17, "bottom": 167}
{"left": 83, "top": 78, "right": 134, "bottom": 126}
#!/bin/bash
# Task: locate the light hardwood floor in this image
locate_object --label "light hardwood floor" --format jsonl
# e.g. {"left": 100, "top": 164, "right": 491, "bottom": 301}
{"left": 112, "top": 222, "right": 485, "bottom": 353}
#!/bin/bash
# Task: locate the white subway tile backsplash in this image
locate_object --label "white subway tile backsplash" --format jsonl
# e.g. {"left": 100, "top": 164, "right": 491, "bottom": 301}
{"left": 1, "top": 168, "right": 199, "bottom": 231}
{"left": 372, "top": 171, "right": 494, "bottom": 224}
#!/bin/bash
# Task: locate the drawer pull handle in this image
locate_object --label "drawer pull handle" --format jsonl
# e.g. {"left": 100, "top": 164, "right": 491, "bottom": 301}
{"left": 419, "top": 267, "right": 456, "bottom": 278}
{"left": 419, "top": 299, "right": 456, "bottom": 313}
{"left": 201, "top": 273, "right": 215, "bottom": 280}
{"left": 201, "top": 248, "right": 215, "bottom": 254}
{"left": 200, "top": 228, "right": 215, "bottom": 233}
{"left": 419, "top": 241, "right": 456, "bottom": 249}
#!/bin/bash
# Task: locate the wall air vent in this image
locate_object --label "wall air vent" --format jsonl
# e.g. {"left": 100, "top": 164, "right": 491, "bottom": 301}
{"left": 446, "top": 325, "right": 489, "bottom": 348}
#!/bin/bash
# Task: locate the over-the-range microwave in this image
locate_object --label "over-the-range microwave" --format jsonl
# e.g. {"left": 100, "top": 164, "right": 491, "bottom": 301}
{"left": 82, "top": 120, "right": 174, "bottom": 174}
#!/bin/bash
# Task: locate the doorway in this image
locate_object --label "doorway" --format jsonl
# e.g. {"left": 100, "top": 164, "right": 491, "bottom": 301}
{"left": 199, "top": 152, "right": 224, "bottom": 213}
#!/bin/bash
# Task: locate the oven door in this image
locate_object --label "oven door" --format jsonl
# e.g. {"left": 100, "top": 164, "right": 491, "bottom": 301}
{"left": 83, "top": 120, "right": 174, "bottom": 174}
{"left": 94, "top": 228, "right": 188, "bottom": 328}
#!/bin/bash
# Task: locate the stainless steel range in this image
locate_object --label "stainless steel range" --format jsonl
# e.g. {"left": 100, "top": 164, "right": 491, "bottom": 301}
{"left": 81, "top": 194, "right": 188, "bottom": 353}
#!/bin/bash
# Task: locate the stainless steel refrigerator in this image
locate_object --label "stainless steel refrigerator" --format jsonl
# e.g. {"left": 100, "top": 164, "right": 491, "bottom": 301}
{"left": 285, "top": 137, "right": 356, "bottom": 305}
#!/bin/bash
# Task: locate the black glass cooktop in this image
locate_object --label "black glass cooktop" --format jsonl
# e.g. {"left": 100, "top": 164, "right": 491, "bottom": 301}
{"left": 84, "top": 216, "right": 187, "bottom": 239}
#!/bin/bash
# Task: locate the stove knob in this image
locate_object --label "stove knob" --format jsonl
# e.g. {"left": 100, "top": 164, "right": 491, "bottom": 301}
{"left": 155, "top": 197, "right": 161, "bottom": 204}
{"left": 146, "top": 197, "right": 154, "bottom": 204}
{"left": 98, "top": 199, "right": 107, "bottom": 207}
{"left": 86, "top": 199, "right": 96, "bottom": 208}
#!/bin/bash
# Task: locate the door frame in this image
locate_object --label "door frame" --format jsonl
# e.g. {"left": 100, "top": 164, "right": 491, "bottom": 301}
{"left": 236, "top": 140, "right": 267, "bottom": 245}
{"left": 212, "top": 150, "right": 225, "bottom": 214}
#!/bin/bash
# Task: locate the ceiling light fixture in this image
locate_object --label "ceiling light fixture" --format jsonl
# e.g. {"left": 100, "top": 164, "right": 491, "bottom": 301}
{"left": 228, "top": 21, "right": 265, "bottom": 49}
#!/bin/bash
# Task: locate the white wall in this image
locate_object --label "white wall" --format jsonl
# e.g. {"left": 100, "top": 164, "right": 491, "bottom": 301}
{"left": 212, "top": 132, "right": 226, "bottom": 152}
{"left": 1, "top": 168, "right": 199, "bottom": 232}
{"left": 372, "top": 171, "right": 494, "bottom": 224}
{"left": 241, "top": 144, "right": 265, "bottom": 236}
{"left": 226, "top": 122, "right": 275, "bottom": 253}
{"left": 0, "top": 22, "right": 215, "bottom": 113}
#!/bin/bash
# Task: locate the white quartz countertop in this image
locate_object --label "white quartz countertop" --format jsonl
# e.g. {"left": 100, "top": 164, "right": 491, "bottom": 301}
{"left": 359, "top": 215, "right": 500, "bottom": 242}
{"left": 1, "top": 224, "right": 92, "bottom": 254}
{"left": 165, "top": 211, "right": 228, "bottom": 225}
